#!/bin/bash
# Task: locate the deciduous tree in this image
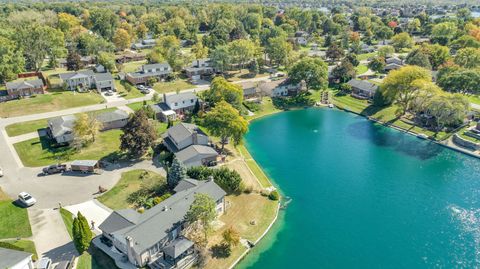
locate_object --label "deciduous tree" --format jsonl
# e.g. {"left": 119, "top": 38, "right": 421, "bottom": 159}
{"left": 185, "top": 193, "right": 217, "bottom": 241}
{"left": 120, "top": 110, "right": 157, "bottom": 157}
{"left": 288, "top": 57, "right": 328, "bottom": 90}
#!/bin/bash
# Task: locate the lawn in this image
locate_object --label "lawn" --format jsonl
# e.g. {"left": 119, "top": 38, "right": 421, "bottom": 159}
{"left": 152, "top": 120, "right": 168, "bottom": 136}
{"left": 355, "top": 64, "right": 369, "bottom": 74}
{"left": 0, "top": 91, "right": 104, "bottom": 118}
{"left": 236, "top": 145, "right": 272, "bottom": 188}
{"left": 357, "top": 52, "right": 377, "bottom": 61}
{"left": 60, "top": 208, "right": 74, "bottom": 239}
{"left": 5, "top": 108, "right": 116, "bottom": 137}
{"left": 225, "top": 69, "right": 269, "bottom": 82}
{"left": 246, "top": 97, "right": 282, "bottom": 121}
{"left": 0, "top": 240, "right": 38, "bottom": 261}
{"left": 97, "top": 169, "right": 166, "bottom": 210}
{"left": 126, "top": 100, "right": 155, "bottom": 111}
{"left": 5, "top": 119, "right": 49, "bottom": 137}
{"left": 76, "top": 247, "right": 118, "bottom": 269}
{"left": 115, "top": 80, "right": 144, "bottom": 99}
{"left": 122, "top": 60, "right": 147, "bottom": 73}
{"left": 466, "top": 94, "right": 480, "bottom": 106}
{"left": 0, "top": 188, "right": 32, "bottom": 239}
{"left": 204, "top": 194, "right": 278, "bottom": 269}
{"left": 14, "top": 129, "right": 123, "bottom": 167}
{"left": 458, "top": 123, "right": 480, "bottom": 143}
{"left": 153, "top": 79, "right": 194, "bottom": 94}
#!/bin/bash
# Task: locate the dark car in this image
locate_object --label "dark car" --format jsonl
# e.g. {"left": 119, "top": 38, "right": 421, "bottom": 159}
{"left": 55, "top": 261, "right": 71, "bottom": 269}
{"left": 42, "top": 164, "right": 67, "bottom": 175}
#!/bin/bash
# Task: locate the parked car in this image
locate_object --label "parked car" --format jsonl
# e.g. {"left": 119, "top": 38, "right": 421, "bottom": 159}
{"left": 105, "top": 90, "right": 114, "bottom": 96}
{"left": 54, "top": 260, "right": 71, "bottom": 269}
{"left": 18, "top": 192, "right": 36, "bottom": 207}
{"left": 42, "top": 164, "right": 67, "bottom": 175}
{"left": 137, "top": 85, "right": 146, "bottom": 91}
{"left": 0, "top": 167, "right": 3, "bottom": 177}
{"left": 37, "top": 257, "right": 52, "bottom": 269}
{"left": 141, "top": 88, "right": 151, "bottom": 94}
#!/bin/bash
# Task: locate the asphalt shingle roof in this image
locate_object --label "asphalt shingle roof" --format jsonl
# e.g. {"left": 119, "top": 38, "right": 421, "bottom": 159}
{"left": 347, "top": 79, "right": 378, "bottom": 93}
{"left": 6, "top": 79, "right": 44, "bottom": 91}
{"left": 0, "top": 247, "right": 32, "bottom": 268}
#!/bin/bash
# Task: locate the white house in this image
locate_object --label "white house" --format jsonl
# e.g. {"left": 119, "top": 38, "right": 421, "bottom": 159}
{"left": 0, "top": 247, "right": 34, "bottom": 269}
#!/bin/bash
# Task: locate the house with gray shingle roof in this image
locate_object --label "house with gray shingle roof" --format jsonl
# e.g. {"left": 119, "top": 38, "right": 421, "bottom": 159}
{"left": 162, "top": 123, "right": 209, "bottom": 153}
{"left": 6, "top": 79, "right": 45, "bottom": 97}
{"left": 0, "top": 247, "right": 34, "bottom": 269}
{"left": 175, "top": 145, "right": 218, "bottom": 167}
{"left": 125, "top": 63, "right": 172, "bottom": 85}
{"left": 97, "top": 178, "right": 226, "bottom": 269}
{"left": 348, "top": 79, "right": 378, "bottom": 100}
{"left": 59, "top": 70, "right": 115, "bottom": 92}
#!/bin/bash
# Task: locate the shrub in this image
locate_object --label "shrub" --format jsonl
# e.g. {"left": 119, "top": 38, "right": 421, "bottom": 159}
{"left": 268, "top": 190, "right": 280, "bottom": 201}
{"left": 187, "top": 166, "right": 242, "bottom": 194}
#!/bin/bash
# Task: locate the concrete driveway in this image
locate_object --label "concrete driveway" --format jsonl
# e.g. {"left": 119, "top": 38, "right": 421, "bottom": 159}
{"left": 29, "top": 208, "right": 77, "bottom": 263}
{"left": 64, "top": 200, "right": 112, "bottom": 235}
{"left": 101, "top": 90, "right": 125, "bottom": 103}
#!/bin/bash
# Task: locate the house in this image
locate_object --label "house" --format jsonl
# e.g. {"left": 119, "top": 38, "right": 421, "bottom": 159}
{"left": 294, "top": 31, "right": 309, "bottom": 46}
{"left": 151, "top": 103, "right": 177, "bottom": 122}
{"left": 241, "top": 81, "right": 259, "bottom": 98}
{"left": 184, "top": 59, "right": 214, "bottom": 83}
{"left": 96, "top": 178, "right": 226, "bottom": 269}
{"left": 386, "top": 57, "right": 404, "bottom": 66}
{"left": 0, "top": 247, "right": 34, "bottom": 269}
{"left": 175, "top": 145, "right": 218, "bottom": 167}
{"left": 96, "top": 109, "right": 129, "bottom": 131}
{"left": 132, "top": 38, "right": 156, "bottom": 50}
{"left": 59, "top": 70, "right": 95, "bottom": 91}
{"left": 95, "top": 64, "right": 106, "bottom": 73}
{"left": 384, "top": 63, "right": 403, "bottom": 72}
{"left": 360, "top": 43, "right": 375, "bottom": 53}
{"left": 81, "top": 56, "right": 95, "bottom": 66}
{"left": 348, "top": 79, "right": 378, "bottom": 100}
{"left": 125, "top": 63, "right": 172, "bottom": 85}
{"left": 357, "top": 69, "right": 377, "bottom": 80}
{"left": 162, "top": 123, "right": 209, "bottom": 153}
{"left": 163, "top": 92, "right": 199, "bottom": 115}
{"left": 59, "top": 70, "right": 115, "bottom": 92}
{"left": 94, "top": 72, "right": 115, "bottom": 92}
{"left": 47, "top": 115, "right": 76, "bottom": 144}
{"left": 6, "top": 79, "right": 45, "bottom": 98}
{"left": 257, "top": 79, "right": 305, "bottom": 97}
{"left": 47, "top": 110, "right": 129, "bottom": 144}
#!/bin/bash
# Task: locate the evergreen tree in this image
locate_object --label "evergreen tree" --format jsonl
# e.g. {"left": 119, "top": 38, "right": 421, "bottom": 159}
{"left": 72, "top": 212, "right": 92, "bottom": 254}
{"left": 168, "top": 157, "right": 187, "bottom": 188}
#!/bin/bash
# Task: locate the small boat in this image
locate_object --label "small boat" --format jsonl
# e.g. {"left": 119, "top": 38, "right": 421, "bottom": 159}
{"left": 328, "top": 104, "right": 334, "bottom": 108}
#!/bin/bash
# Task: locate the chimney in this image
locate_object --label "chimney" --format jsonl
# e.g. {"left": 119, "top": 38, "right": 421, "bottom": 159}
{"left": 163, "top": 93, "right": 167, "bottom": 103}
{"left": 192, "top": 130, "right": 198, "bottom": 145}
{"left": 125, "top": 236, "right": 136, "bottom": 265}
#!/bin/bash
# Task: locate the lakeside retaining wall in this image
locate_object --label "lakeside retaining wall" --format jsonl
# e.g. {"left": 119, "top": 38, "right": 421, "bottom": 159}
{"left": 452, "top": 134, "right": 480, "bottom": 151}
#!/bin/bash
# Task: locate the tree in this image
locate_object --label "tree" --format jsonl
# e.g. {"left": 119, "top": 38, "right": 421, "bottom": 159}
{"left": 222, "top": 227, "right": 240, "bottom": 251}
{"left": 187, "top": 166, "right": 242, "bottom": 194}
{"left": 437, "top": 67, "right": 480, "bottom": 94}
{"left": 136, "top": 23, "right": 148, "bottom": 39}
{"left": 326, "top": 43, "right": 344, "bottom": 62}
{"left": 228, "top": 39, "right": 256, "bottom": 68}
{"left": 420, "top": 44, "right": 450, "bottom": 70}
{"left": 185, "top": 193, "right": 217, "bottom": 241}
{"left": 203, "top": 77, "right": 243, "bottom": 109}
{"left": 391, "top": 32, "right": 414, "bottom": 52}
{"left": 0, "top": 36, "right": 25, "bottom": 83}
{"left": 266, "top": 36, "right": 292, "bottom": 66}
{"left": 113, "top": 28, "right": 131, "bottom": 51}
{"left": 73, "top": 113, "right": 102, "bottom": 148}
{"left": 192, "top": 42, "right": 209, "bottom": 59}
{"left": 97, "top": 52, "right": 116, "bottom": 72}
{"left": 203, "top": 101, "right": 248, "bottom": 151}
{"left": 120, "top": 110, "right": 157, "bottom": 157}
{"left": 210, "top": 45, "right": 232, "bottom": 73}
{"left": 58, "top": 12, "right": 81, "bottom": 34}
{"left": 374, "top": 25, "right": 394, "bottom": 42}
{"left": 421, "top": 93, "right": 469, "bottom": 131}
{"left": 288, "top": 57, "right": 328, "bottom": 90}
{"left": 454, "top": 48, "right": 480, "bottom": 69}
{"left": 89, "top": 8, "right": 119, "bottom": 40}
{"left": 66, "top": 50, "right": 82, "bottom": 71}
{"left": 407, "top": 18, "right": 421, "bottom": 34}
{"left": 167, "top": 157, "right": 187, "bottom": 188}
{"left": 451, "top": 35, "right": 480, "bottom": 50}
{"left": 76, "top": 33, "right": 115, "bottom": 56}
{"left": 72, "top": 212, "right": 92, "bottom": 254}
{"left": 431, "top": 22, "right": 457, "bottom": 45}
{"left": 345, "top": 53, "right": 359, "bottom": 67}
{"left": 332, "top": 60, "right": 356, "bottom": 83}
{"left": 380, "top": 65, "right": 431, "bottom": 115}
{"left": 377, "top": 45, "right": 395, "bottom": 58}
{"left": 405, "top": 49, "right": 432, "bottom": 70}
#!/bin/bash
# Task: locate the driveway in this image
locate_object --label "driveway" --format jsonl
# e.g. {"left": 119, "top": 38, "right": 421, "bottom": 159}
{"left": 101, "top": 91, "right": 125, "bottom": 103}
{"left": 64, "top": 200, "right": 112, "bottom": 235}
{"left": 29, "top": 208, "right": 77, "bottom": 262}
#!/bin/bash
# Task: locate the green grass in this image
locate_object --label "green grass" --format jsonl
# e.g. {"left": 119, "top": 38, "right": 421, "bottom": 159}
{"left": 77, "top": 247, "right": 118, "bottom": 269}
{"left": 115, "top": 80, "right": 144, "bottom": 99}
{"left": 246, "top": 97, "right": 282, "bottom": 121}
{"left": 465, "top": 95, "right": 480, "bottom": 106}
{"left": 14, "top": 129, "right": 123, "bottom": 167}
{"left": 153, "top": 79, "right": 194, "bottom": 94}
{"left": 458, "top": 123, "right": 480, "bottom": 143}
{"left": 5, "top": 108, "right": 116, "bottom": 137}
{"left": 355, "top": 64, "right": 369, "bottom": 75}
{"left": 5, "top": 119, "right": 49, "bottom": 137}
{"left": 59, "top": 208, "right": 74, "bottom": 239}
{"left": 153, "top": 120, "right": 168, "bottom": 136}
{"left": 0, "top": 91, "right": 104, "bottom": 118}
{"left": 0, "top": 240, "right": 38, "bottom": 261}
{"left": 97, "top": 169, "right": 166, "bottom": 210}
{"left": 237, "top": 144, "right": 272, "bottom": 188}
{"left": 122, "top": 60, "right": 147, "bottom": 73}
{"left": 0, "top": 189, "right": 32, "bottom": 239}
{"left": 357, "top": 52, "right": 377, "bottom": 61}
{"left": 126, "top": 100, "right": 155, "bottom": 111}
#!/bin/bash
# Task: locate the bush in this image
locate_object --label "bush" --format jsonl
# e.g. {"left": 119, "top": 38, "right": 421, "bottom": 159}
{"left": 243, "top": 101, "right": 261, "bottom": 112}
{"left": 186, "top": 166, "right": 242, "bottom": 194}
{"left": 268, "top": 190, "right": 280, "bottom": 201}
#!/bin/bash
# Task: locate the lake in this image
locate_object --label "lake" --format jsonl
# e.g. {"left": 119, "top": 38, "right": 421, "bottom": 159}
{"left": 238, "top": 109, "right": 480, "bottom": 269}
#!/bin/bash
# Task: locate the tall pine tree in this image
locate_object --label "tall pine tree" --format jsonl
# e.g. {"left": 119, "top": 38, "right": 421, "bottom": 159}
{"left": 168, "top": 157, "right": 187, "bottom": 188}
{"left": 72, "top": 212, "right": 92, "bottom": 253}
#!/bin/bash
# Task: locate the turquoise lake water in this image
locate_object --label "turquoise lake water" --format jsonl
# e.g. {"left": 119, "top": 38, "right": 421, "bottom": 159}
{"left": 238, "top": 109, "right": 480, "bottom": 269}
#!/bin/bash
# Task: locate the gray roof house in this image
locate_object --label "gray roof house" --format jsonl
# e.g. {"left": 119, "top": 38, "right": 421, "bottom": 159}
{"left": 97, "top": 178, "right": 226, "bottom": 269}
{"left": 175, "top": 145, "right": 219, "bottom": 168}
{"left": 94, "top": 72, "right": 115, "bottom": 92}
{"left": 162, "top": 123, "right": 209, "bottom": 153}
{"left": 6, "top": 79, "right": 45, "bottom": 97}
{"left": 348, "top": 79, "right": 378, "bottom": 100}
{"left": 163, "top": 92, "right": 199, "bottom": 114}
{"left": 47, "top": 115, "right": 77, "bottom": 144}
{"left": 96, "top": 109, "right": 129, "bottom": 131}
{"left": 0, "top": 247, "right": 34, "bottom": 269}
{"left": 59, "top": 70, "right": 115, "bottom": 92}
{"left": 125, "top": 63, "right": 172, "bottom": 85}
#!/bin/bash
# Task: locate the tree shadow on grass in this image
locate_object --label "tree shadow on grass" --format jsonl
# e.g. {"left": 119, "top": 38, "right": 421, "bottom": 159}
{"left": 210, "top": 243, "right": 231, "bottom": 259}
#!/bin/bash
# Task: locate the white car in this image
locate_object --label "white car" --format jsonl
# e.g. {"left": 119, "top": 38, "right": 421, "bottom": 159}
{"left": 105, "top": 90, "right": 114, "bottom": 96}
{"left": 0, "top": 167, "right": 3, "bottom": 177}
{"left": 37, "top": 257, "right": 52, "bottom": 269}
{"left": 18, "top": 192, "right": 36, "bottom": 207}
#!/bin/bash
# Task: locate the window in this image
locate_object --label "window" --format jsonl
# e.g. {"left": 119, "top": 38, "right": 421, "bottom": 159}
{"left": 174, "top": 102, "right": 178, "bottom": 106}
